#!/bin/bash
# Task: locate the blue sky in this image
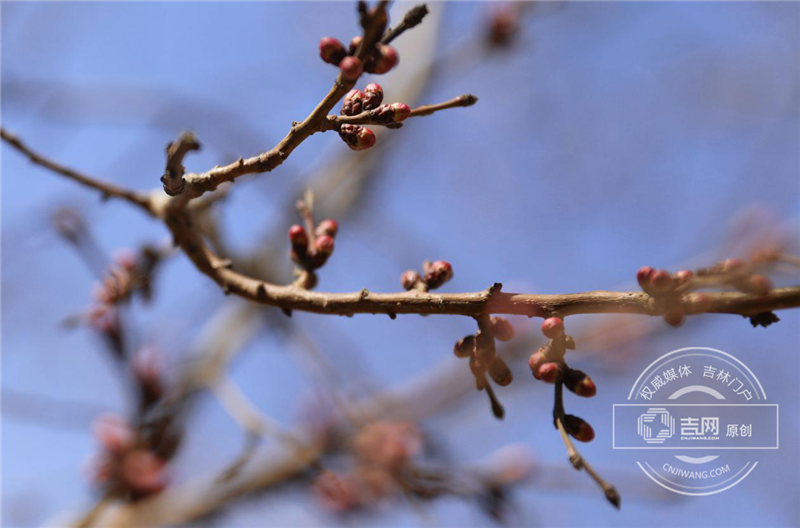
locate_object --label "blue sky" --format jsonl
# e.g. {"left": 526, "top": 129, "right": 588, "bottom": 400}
{"left": 2, "top": 2, "right": 799, "bottom": 527}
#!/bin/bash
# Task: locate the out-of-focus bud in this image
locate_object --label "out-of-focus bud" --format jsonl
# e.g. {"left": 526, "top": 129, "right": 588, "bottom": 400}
{"left": 119, "top": 449, "right": 168, "bottom": 495}
{"left": 564, "top": 414, "right": 595, "bottom": 443}
{"left": 353, "top": 421, "right": 422, "bottom": 471}
{"left": 313, "top": 471, "right": 361, "bottom": 512}
{"left": 92, "top": 414, "right": 135, "bottom": 454}
{"left": 489, "top": 357, "right": 513, "bottom": 386}
{"left": 339, "top": 56, "right": 363, "bottom": 81}
{"left": 315, "top": 219, "right": 339, "bottom": 239}
{"left": 372, "top": 44, "right": 399, "bottom": 74}
{"left": 454, "top": 334, "right": 476, "bottom": 359}
{"left": 401, "top": 270, "right": 421, "bottom": 291}
{"left": 540, "top": 317, "right": 564, "bottom": 339}
{"left": 319, "top": 37, "right": 347, "bottom": 65}
{"left": 423, "top": 260, "right": 453, "bottom": 289}
{"left": 490, "top": 317, "right": 514, "bottom": 342}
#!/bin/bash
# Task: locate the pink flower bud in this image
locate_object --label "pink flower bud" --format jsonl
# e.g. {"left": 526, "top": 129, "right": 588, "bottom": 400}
{"left": 313, "top": 235, "right": 335, "bottom": 258}
{"left": 528, "top": 350, "right": 546, "bottom": 379}
{"left": 740, "top": 274, "right": 772, "bottom": 296}
{"left": 537, "top": 362, "right": 563, "bottom": 383}
{"left": 363, "top": 83, "right": 384, "bottom": 110}
{"left": 454, "top": 334, "right": 476, "bottom": 358}
{"left": 674, "top": 269, "right": 694, "bottom": 285}
{"left": 313, "top": 471, "right": 361, "bottom": 512}
{"left": 348, "top": 36, "right": 363, "bottom": 55}
{"left": 649, "top": 269, "right": 674, "bottom": 293}
{"left": 289, "top": 224, "right": 309, "bottom": 250}
{"left": 353, "top": 421, "right": 422, "bottom": 471}
{"left": 490, "top": 316, "right": 514, "bottom": 342}
{"left": 315, "top": 219, "right": 339, "bottom": 238}
{"left": 372, "top": 44, "right": 398, "bottom": 74}
{"left": 541, "top": 317, "right": 564, "bottom": 339}
{"left": 564, "top": 415, "right": 594, "bottom": 442}
{"left": 341, "top": 89, "right": 364, "bottom": 116}
{"left": 113, "top": 248, "right": 139, "bottom": 272}
{"left": 339, "top": 56, "right": 363, "bottom": 81}
{"left": 339, "top": 124, "right": 375, "bottom": 151}
{"left": 119, "top": 449, "right": 168, "bottom": 495}
{"left": 319, "top": 37, "right": 346, "bottom": 65}
{"left": 489, "top": 357, "right": 513, "bottom": 386}
{"left": 423, "top": 260, "right": 453, "bottom": 289}
{"left": 390, "top": 102, "right": 411, "bottom": 122}
{"left": 636, "top": 266, "right": 655, "bottom": 290}
{"left": 401, "top": 270, "right": 421, "bottom": 290}
{"left": 722, "top": 258, "right": 745, "bottom": 273}
{"left": 92, "top": 414, "right": 135, "bottom": 454}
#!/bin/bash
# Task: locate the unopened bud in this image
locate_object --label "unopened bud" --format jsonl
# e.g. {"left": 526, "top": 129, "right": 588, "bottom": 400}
{"left": 537, "top": 362, "right": 563, "bottom": 384}
{"left": 490, "top": 316, "right": 514, "bottom": 342}
{"left": 541, "top": 317, "right": 564, "bottom": 339}
{"left": 454, "top": 334, "right": 476, "bottom": 359}
{"left": 424, "top": 260, "right": 453, "bottom": 289}
{"left": 390, "top": 102, "right": 411, "bottom": 122}
{"left": 319, "top": 37, "right": 346, "bottom": 65}
{"left": 649, "top": 269, "right": 674, "bottom": 293}
{"left": 489, "top": 357, "right": 513, "bottom": 386}
{"left": 363, "top": 83, "right": 384, "bottom": 110}
{"left": 373, "top": 44, "right": 399, "bottom": 74}
{"left": 564, "top": 369, "right": 596, "bottom": 397}
{"left": 341, "top": 89, "right": 364, "bottom": 116}
{"left": 401, "top": 270, "right": 421, "bottom": 290}
{"left": 289, "top": 224, "right": 309, "bottom": 252}
{"left": 339, "top": 124, "right": 375, "bottom": 151}
{"left": 564, "top": 414, "right": 595, "bottom": 442}
{"left": 637, "top": 266, "right": 655, "bottom": 290}
{"left": 315, "top": 219, "right": 339, "bottom": 238}
{"left": 339, "top": 56, "right": 363, "bottom": 81}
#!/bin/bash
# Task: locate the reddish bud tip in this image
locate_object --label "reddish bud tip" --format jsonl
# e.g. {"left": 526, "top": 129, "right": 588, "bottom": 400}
{"left": 363, "top": 83, "right": 384, "bottom": 110}
{"left": 722, "top": 258, "right": 745, "bottom": 273}
{"left": 289, "top": 224, "right": 309, "bottom": 248}
{"left": 564, "top": 415, "right": 595, "bottom": 443}
{"left": 674, "top": 269, "right": 694, "bottom": 284}
{"left": 424, "top": 260, "right": 453, "bottom": 289}
{"left": 348, "top": 36, "right": 363, "bottom": 55}
{"left": 120, "top": 450, "right": 168, "bottom": 495}
{"left": 489, "top": 357, "right": 513, "bottom": 386}
{"left": 490, "top": 316, "right": 515, "bottom": 342}
{"left": 663, "top": 309, "right": 685, "bottom": 327}
{"left": 541, "top": 317, "right": 564, "bottom": 339}
{"left": 339, "top": 124, "right": 375, "bottom": 151}
{"left": 319, "top": 37, "right": 346, "bottom": 65}
{"left": 341, "top": 89, "right": 364, "bottom": 116}
{"left": 537, "top": 362, "right": 563, "bottom": 384}
{"left": 313, "top": 235, "right": 335, "bottom": 257}
{"left": 454, "top": 334, "right": 476, "bottom": 359}
{"left": 564, "top": 368, "right": 596, "bottom": 396}
{"left": 390, "top": 102, "right": 411, "bottom": 122}
{"left": 315, "top": 219, "right": 339, "bottom": 238}
{"left": 649, "top": 269, "right": 675, "bottom": 293}
{"left": 636, "top": 266, "right": 655, "bottom": 289}
{"left": 92, "top": 414, "right": 135, "bottom": 454}
{"left": 373, "top": 44, "right": 399, "bottom": 74}
{"left": 528, "top": 350, "right": 546, "bottom": 379}
{"left": 339, "top": 56, "right": 363, "bottom": 81}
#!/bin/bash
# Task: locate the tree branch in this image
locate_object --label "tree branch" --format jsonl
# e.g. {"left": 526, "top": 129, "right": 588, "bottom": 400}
{"left": 322, "top": 94, "right": 478, "bottom": 129}
{"left": 0, "top": 127, "right": 154, "bottom": 215}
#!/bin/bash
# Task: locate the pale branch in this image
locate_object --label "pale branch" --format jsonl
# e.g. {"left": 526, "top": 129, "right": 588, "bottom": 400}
{"left": 0, "top": 127, "right": 154, "bottom": 215}
{"left": 553, "top": 382, "right": 620, "bottom": 509}
{"left": 321, "top": 94, "right": 478, "bottom": 130}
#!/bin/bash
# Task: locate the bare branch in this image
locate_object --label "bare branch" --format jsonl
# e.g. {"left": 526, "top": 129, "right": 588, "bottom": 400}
{"left": 322, "top": 94, "right": 478, "bottom": 129}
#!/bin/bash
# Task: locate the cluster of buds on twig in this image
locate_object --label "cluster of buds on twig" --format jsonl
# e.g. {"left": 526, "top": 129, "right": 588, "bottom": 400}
{"left": 637, "top": 259, "right": 773, "bottom": 327}
{"left": 87, "top": 414, "right": 170, "bottom": 499}
{"left": 288, "top": 215, "right": 339, "bottom": 285}
{"left": 528, "top": 317, "right": 597, "bottom": 443}
{"left": 131, "top": 346, "right": 166, "bottom": 413}
{"left": 337, "top": 83, "right": 411, "bottom": 151}
{"left": 318, "top": 26, "right": 399, "bottom": 81}
{"left": 401, "top": 260, "right": 454, "bottom": 292}
{"left": 311, "top": 420, "right": 422, "bottom": 512}
{"left": 454, "top": 315, "right": 515, "bottom": 419}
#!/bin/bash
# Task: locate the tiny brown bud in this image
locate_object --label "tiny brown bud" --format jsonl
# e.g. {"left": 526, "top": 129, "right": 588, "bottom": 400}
{"left": 564, "top": 369, "right": 596, "bottom": 397}
{"left": 739, "top": 274, "right": 772, "bottom": 296}
{"left": 541, "top": 317, "right": 564, "bottom": 339}
{"left": 489, "top": 357, "right": 513, "bottom": 386}
{"left": 564, "top": 415, "right": 595, "bottom": 443}
{"left": 339, "top": 56, "right": 363, "bottom": 81}
{"left": 564, "top": 335, "right": 576, "bottom": 349}
{"left": 454, "top": 335, "right": 476, "bottom": 359}
{"left": 490, "top": 317, "right": 514, "bottom": 342}
{"left": 423, "top": 260, "right": 453, "bottom": 289}
{"left": 315, "top": 219, "right": 339, "bottom": 239}
{"left": 319, "top": 37, "right": 346, "bottom": 65}
{"left": 401, "top": 270, "right": 421, "bottom": 291}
